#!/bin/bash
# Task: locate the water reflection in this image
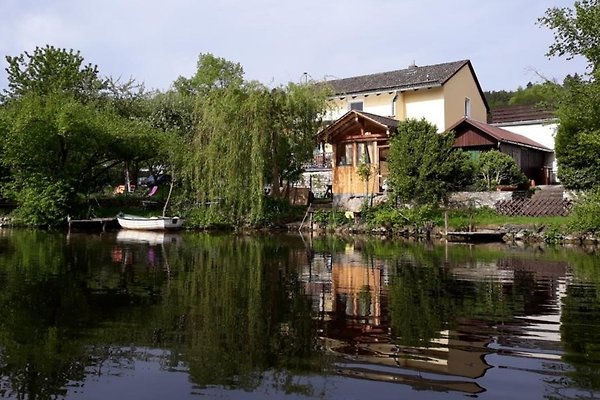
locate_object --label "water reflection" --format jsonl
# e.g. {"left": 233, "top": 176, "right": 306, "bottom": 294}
{"left": 305, "top": 238, "right": 598, "bottom": 398}
{"left": 0, "top": 231, "right": 597, "bottom": 399}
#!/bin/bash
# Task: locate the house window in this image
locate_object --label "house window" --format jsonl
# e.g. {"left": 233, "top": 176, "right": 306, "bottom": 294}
{"left": 464, "top": 97, "right": 471, "bottom": 118}
{"left": 350, "top": 101, "right": 363, "bottom": 111}
{"left": 337, "top": 143, "right": 354, "bottom": 166}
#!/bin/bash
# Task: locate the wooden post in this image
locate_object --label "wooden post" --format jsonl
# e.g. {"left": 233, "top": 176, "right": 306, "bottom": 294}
{"left": 444, "top": 210, "right": 448, "bottom": 236}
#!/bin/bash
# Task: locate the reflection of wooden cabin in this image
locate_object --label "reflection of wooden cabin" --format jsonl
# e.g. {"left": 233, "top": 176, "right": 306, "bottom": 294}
{"left": 330, "top": 254, "right": 386, "bottom": 326}
{"left": 450, "top": 118, "right": 554, "bottom": 185}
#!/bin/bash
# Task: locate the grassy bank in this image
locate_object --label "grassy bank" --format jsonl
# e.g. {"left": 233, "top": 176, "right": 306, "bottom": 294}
{"left": 446, "top": 207, "right": 574, "bottom": 232}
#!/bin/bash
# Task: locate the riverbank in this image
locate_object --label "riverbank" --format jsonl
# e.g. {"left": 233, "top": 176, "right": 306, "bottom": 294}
{"left": 288, "top": 218, "right": 600, "bottom": 247}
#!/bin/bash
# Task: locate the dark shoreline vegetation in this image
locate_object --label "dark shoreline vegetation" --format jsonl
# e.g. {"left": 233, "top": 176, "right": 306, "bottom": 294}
{"left": 2, "top": 195, "right": 599, "bottom": 248}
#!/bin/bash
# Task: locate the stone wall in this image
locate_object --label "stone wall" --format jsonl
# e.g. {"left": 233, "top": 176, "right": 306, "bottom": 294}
{"left": 449, "top": 191, "right": 513, "bottom": 208}
{"left": 332, "top": 191, "right": 514, "bottom": 212}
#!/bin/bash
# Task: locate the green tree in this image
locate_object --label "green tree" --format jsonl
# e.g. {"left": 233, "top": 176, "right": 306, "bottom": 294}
{"left": 174, "top": 53, "right": 244, "bottom": 97}
{"left": 178, "top": 54, "right": 328, "bottom": 227}
{"left": 540, "top": 1, "right": 600, "bottom": 190}
{"left": 509, "top": 81, "right": 562, "bottom": 108}
{"left": 484, "top": 89, "right": 515, "bottom": 109}
{"left": 553, "top": 76, "right": 600, "bottom": 189}
{"left": 476, "top": 150, "right": 528, "bottom": 191}
{"left": 0, "top": 91, "right": 166, "bottom": 224}
{"left": 387, "top": 119, "right": 473, "bottom": 206}
{"left": 0, "top": 47, "right": 169, "bottom": 224}
{"left": 539, "top": 0, "right": 600, "bottom": 72}
{"left": 1, "top": 45, "right": 106, "bottom": 103}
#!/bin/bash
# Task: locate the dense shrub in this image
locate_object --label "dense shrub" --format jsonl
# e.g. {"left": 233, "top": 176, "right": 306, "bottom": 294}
{"left": 571, "top": 190, "right": 600, "bottom": 233}
{"left": 312, "top": 209, "right": 350, "bottom": 227}
{"left": 475, "top": 150, "right": 528, "bottom": 191}
{"left": 388, "top": 119, "right": 474, "bottom": 206}
{"left": 6, "top": 175, "right": 74, "bottom": 226}
{"left": 362, "top": 202, "right": 442, "bottom": 231}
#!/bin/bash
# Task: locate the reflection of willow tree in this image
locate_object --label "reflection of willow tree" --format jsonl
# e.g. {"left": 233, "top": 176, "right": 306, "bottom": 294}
{"left": 0, "top": 230, "right": 92, "bottom": 400}
{"left": 0, "top": 231, "right": 324, "bottom": 397}
{"left": 150, "top": 234, "right": 324, "bottom": 393}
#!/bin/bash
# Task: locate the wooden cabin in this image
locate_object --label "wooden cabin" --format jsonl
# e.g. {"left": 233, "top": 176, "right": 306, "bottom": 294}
{"left": 449, "top": 118, "right": 554, "bottom": 185}
{"left": 318, "top": 111, "right": 398, "bottom": 198}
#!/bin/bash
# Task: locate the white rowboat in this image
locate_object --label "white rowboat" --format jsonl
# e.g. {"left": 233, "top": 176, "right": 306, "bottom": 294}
{"left": 117, "top": 214, "right": 184, "bottom": 231}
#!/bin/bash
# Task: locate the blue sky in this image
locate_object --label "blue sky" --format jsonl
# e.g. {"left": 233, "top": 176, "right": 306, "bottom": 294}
{"left": 0, "top": 0, "right": 589, "bottom": 93}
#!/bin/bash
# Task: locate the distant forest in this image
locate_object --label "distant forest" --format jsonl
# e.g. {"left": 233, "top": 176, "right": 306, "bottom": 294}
{"left": 483, "top": 75, "right": 582, "bottom": 109}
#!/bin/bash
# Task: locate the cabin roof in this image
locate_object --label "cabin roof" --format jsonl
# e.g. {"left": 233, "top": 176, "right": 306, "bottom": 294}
{"left": 317, "top": 111, "right": 398, "bottom": 143}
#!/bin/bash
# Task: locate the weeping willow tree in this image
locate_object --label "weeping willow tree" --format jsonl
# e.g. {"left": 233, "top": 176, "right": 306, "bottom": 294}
{"left": 176, "top": 53, "right": 329, "bottom": 227}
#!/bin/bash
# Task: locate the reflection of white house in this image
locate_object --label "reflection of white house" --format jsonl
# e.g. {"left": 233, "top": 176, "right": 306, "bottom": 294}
{"left": 491, "top": 105, "right": 559, "bottom": 183}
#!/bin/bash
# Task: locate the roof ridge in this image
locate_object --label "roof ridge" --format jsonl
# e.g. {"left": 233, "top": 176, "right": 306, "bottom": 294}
{"left": 326, "top": 60, "right": 469, "bottom": 83}
{"left": 324, "top": 60, "right": 471, "bottom": 96}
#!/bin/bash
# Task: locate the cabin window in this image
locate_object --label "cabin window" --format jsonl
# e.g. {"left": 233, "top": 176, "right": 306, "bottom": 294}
{"left": 356, "top": 142, "right": 374, "bottom": 164}
{"left": 464, "top": 97, "right": 471, "bottom": 118}
{"left": 349, "top": 101, "right": 363, "bottom": 111}
{"left": 337, "top": 143, "right": 354, "bottom": 166}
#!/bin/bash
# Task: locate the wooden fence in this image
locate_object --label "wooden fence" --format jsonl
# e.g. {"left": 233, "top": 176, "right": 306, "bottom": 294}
{"left": 495, "top": 198, "right": 573, "bottom": 217}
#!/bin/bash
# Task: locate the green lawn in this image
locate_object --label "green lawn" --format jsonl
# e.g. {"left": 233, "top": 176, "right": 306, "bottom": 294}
{"left": 446, "top": 207, "right": 574, "bottom": 232}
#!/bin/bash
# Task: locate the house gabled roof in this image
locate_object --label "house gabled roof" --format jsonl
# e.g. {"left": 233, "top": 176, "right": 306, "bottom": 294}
{"left": 325, "top": 60, "right": 469, "bottom": 95}
{"left": 449, "top": 117, "right": 552, "bottom": 152}
{"left": 323, "top": 59, "right": 489, "bottom": 112}
{"left": 317, "top": 110, "right": 398, "bottom": 143}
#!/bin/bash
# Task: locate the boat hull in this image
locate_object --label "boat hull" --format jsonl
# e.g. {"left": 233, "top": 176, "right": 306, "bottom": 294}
{"left": 117, "top": 215, "right": 184, "bottom": 231}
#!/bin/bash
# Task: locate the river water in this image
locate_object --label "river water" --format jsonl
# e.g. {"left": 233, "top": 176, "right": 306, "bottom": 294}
{"left": 0, "top": 229, "right": 598, "bottom": 399}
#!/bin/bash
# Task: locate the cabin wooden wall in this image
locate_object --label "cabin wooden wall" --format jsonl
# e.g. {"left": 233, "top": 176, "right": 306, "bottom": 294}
{"left": 454, "top": 128, "right": 495, "bottom": 147}
{"left": 499, "top": 143, "right": 546, "bottom": 184}
{"left": 332, "top": 141, "right": 381, "bottom": 195}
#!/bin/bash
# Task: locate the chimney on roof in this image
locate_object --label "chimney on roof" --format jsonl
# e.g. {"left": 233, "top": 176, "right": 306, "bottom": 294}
{"left": 408, "top": 60, "right": 417, "bottom": 68}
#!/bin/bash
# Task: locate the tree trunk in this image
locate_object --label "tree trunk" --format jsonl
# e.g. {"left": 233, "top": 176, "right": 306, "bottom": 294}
{"left": 271, "top": 129, "right": 281, "bottom": 198}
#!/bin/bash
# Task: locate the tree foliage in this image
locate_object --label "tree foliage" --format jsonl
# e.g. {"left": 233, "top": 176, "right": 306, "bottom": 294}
{"left": 0, "top": 47, "right": 169, "bottom": 224}
{"left": 484, "top": 81, "right": 564, "bottom": 110}
{"left": 177, "top": 53, "right": 329, "bottom": 227}
{"left": 1, "top": 45, "right": 106, "bottom": 103}
{"left": 554, "top": 75, "right": 600, "bottom": 189}
{"left": 475, "top": 150, "right": 528, "bottom": 191}
{"left": 508, "top": 81, "right": 563, "bottom": 108}
{"left": 484, "top": 89, "right": 515, "bottom": 109}
{"left": 387, "top": 119, "right": 473, "bottom": 206}
{"left": 539, "top": 0, "right": 600, "bottom": 72}
{"left": 540, "top": 1, "right": 600, "bottom": 190}
{"left": 174, "top": 53, "right": 244, "bottom": 97}
{"left": 0, "top": 90, "right": 167, "bottom": 224}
